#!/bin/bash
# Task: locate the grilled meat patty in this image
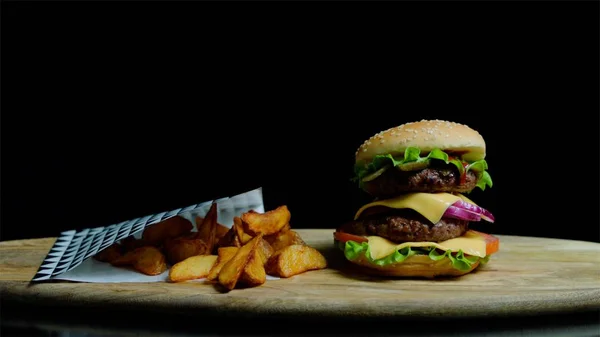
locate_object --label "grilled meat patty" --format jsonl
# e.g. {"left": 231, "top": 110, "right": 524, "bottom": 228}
{"left": 339, "top": 209, "right": 469, "bottom": 243}
{"left": 362, "top": 165, "right": 478, "bottom": 198}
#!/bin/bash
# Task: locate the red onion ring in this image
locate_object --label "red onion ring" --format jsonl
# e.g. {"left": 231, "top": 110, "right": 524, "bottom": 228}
{"left": 452, "top": 200, "right": 495, "bottom": 223}
{"left": 443, "top": 205, "right": 482, "bottom": 222}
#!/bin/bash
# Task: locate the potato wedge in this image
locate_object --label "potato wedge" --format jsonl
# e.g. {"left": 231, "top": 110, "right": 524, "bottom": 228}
{"left": 112, "top": 246, "right": 167, "bottom": 276}
{"left": 216, "top": 227, "right": 241, "bottom": 248}
{"left": 234, "top": 217, "right": 253, "bottom": 244}
{"left": 257, "top": 239, "right": 274, "bottom": 264}
{"left": 218, "top": 234, "right": 263, "bottom": 290}
{"left": 197, "top": 203, "right": 218, "bottom": 253}
{"left": 111, "top": 247, "right": 143, "bottom": 266}
{"left": 134, "top": 247, "right": 168, "bottom": 275}
{"left": 169, "top": 255, "right": 218, "bottom": 282}
{"left": 268, "top": 230, "right": 306, "bottom": 252}
{"left": 264, "top": 223, "right": 291, "bottom": 244}
{"left": 142, "top": 216, "right": 193, "bottom": 247}
{"left": 206, "top": 247, "right": 239, "bottom": 281}
{"left": 164, "top": 233, "right": 209, "bottom": 265}
{"left": 93, "top": 243, "right": 122, "bottom": 263}
{"left": 241, "top": 206, "right": 291, "bottom": 236}
{"left": 265, "top": 245, "right": 327, "bottom": 278}
{"left": 216, "top": 224, "right": 229, "bottom": 240}
{"left": 121, "top": 237, "right": 147, "bottom": 252}
{"left": 196, "top": 216, "right": 229, "bottom": 241}
{"left": 240, "top": 250, "right": 266, "bottom": 286}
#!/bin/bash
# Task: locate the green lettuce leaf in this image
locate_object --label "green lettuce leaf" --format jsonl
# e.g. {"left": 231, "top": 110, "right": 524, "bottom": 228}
{"left": 340, "top": 240, "right": 488, "bottom": 272}
{"left": 353, "top": 147, "right": 493, "bottom": 192}
{"left": 467, "top": 160, "right": 493, "bottom": 191}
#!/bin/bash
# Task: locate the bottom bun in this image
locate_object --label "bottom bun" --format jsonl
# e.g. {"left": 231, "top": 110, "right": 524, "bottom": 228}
{"left": 348, "top": 254, "right": 480, "bottom": 278}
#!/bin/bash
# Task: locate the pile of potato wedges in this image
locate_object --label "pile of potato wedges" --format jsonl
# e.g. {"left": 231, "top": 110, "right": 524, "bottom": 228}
{"left": 93, "top": 204, "right": 327, "bottom": 291}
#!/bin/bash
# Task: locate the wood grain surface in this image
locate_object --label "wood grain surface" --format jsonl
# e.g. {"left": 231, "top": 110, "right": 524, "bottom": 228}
{"left": 1, "top": 229, "right": 599, "bottom": 319}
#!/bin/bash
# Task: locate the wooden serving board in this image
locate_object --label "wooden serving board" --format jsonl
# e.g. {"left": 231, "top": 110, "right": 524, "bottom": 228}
{"left": 1, "top": 229, "right": 599, "bottom": 319}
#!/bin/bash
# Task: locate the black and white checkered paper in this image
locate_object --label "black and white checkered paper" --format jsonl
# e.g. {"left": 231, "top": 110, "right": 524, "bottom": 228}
{"left": 31, "top": 187, "right": 264, "bottom": 282}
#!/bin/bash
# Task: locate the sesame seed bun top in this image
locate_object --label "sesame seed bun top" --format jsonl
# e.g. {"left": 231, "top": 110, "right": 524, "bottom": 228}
{"left": 355, "top": 119, "right": 486, "bottom": 164}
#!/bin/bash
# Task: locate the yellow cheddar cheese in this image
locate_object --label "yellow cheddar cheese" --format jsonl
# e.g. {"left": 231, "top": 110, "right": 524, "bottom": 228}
{"left": 354, "top": 192, "right": 478, "bottom": 224}
{"left": 366, "top": 230, "right": 487, "bottom": 259}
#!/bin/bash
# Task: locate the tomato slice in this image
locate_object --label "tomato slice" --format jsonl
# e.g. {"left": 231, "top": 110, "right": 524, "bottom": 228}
{"left": 468, "top": 230, "right": 500, "bottom": 255}
{"left": 334, "top": 231, "right": 368, "bottom": 243}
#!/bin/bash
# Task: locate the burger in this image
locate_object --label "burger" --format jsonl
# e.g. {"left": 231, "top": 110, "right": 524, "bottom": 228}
{"left": 334, "top": 119, "right": 499, "bottom": 278}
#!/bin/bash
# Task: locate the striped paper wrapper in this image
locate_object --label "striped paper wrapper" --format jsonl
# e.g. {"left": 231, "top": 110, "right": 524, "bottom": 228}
{"left": 31, "top": 187, "right": 264, "bottom": 282}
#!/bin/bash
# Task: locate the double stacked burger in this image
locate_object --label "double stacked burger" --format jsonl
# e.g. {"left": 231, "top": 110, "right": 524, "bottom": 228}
{"left": 335, "top": 120, "right": 499, "bottom": 278}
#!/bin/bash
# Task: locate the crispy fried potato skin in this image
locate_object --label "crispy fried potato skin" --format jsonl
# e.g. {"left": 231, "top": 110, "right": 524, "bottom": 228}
{"left": 142, "top": 216, "right": 193, "bottom": 247}
{"left": 164, "top": 233, "right": 209, "bottom": 265}
{"left": 242, "top": 206, "right": 291, "bottom": 236}
{"left": 218, "top": 234, "right": 263, "bottom": 291}
{"left": 93, "top": 243, "right": 123, "bottom": 263}
{"left": 267, "top": 230, "right": 306, "bottom": 252}
{"left": 197, "top": 203, "right": 218, "bottom": 254}
{"left": 112, "top": 246, "right": 168, "bottom": 276}
{"left": 169, "top": 255, "right": 218, "bottom": 282}
{"left": 207, "top": 247, "right": 239, "bottom": 281}
{"left": 265, "top": 245, "right": 327, "bottom": 278}
{"left": 240, "top": 250, "right": 266, "bottom": 286}
{"left": 93, "top": 204, "right": 328, "bottom": 288}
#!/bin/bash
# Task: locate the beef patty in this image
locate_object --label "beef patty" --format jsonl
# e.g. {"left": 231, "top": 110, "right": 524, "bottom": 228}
{"left": 362, "top": 165, "right": 478, "bottom": 198}
{"left": 338, "top": 209, "right": 469, "bottom": 242}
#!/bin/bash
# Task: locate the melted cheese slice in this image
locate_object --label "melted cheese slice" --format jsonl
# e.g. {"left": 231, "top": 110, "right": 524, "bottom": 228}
{"left": 354, "top": 192, "right": 476, "bottom": 224}
{"left": 367, "top": 230, "right": 487, "bottom": 259}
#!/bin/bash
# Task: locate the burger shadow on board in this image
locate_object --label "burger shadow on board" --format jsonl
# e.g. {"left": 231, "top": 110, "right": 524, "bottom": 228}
{"left": 332, "top": 120, "right": 500, "bottom": 280}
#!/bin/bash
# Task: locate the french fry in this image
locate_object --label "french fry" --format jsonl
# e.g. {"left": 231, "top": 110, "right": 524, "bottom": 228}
{"left": 268, "top": 230, "right": 306, "bottom": 252}
{"left": 206, "top": 247, "right": 239, "bottom": 281}
{"left": 196, "top": 216, "right": 229, "bottom": 240}
{"left": 265, "top": 245, "right": 327, "bottom": 278}
{"left": 112, "top": 246, "right": 167, "bottom": 276}
{"left": 169, "top": 255, "right": 218, "bottom": 282}
{"left": 241, "top": 206, "right": 291, "bottom": 236}
{"left": 164, "top": 233, "right": 209, "bottom": 265}
{"left": 142, "top": 216, "right": 193, "bottom": 247}
{"left": 240, "top": 250, "right": 266, "bottom": 286}
{"left": 197, "top": 203, "right": 218, "bottom": 254}
{"left": 218, "top": 234, "right": 263, "bottom": 291}
{"left": 93, "top": 243, "right": 123, "bottom": 263}
{"left": 234, "top": 217, "right": 253, "bottom": 244}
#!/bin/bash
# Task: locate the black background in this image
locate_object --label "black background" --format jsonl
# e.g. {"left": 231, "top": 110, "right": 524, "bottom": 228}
{"left": 2, "top": 1, "right": 599, "bottom": 244}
